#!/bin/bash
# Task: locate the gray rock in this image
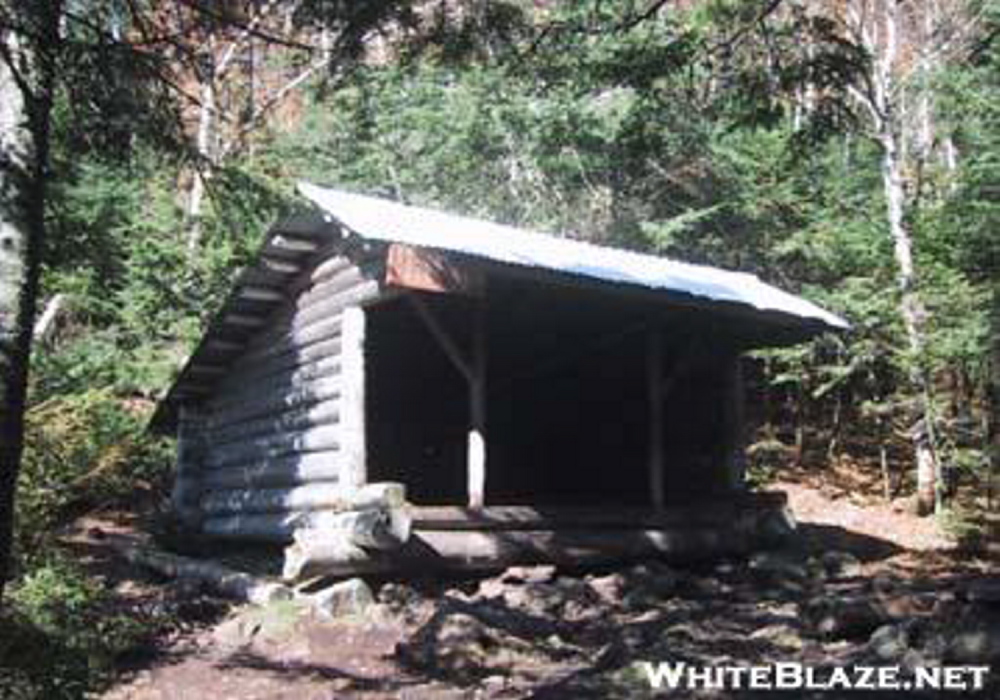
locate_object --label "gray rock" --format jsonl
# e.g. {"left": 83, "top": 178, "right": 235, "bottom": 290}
{"left": 749, "top": 551, "right": 809, "bottom": 584}
{"left": 587, "top": 572, "right": 627, "bottom": 605}
{"left": 398, "top": 608, "right": 539, "bottom": 682}
{"left": 963, "top": 580, "right": 1000, "bottom": 606}
{"left": 900, "top": 648, "right": 929, "bottom": 674}
{"left": 804, "top": 595, "right": 884, "bottom": 640}
{"left": 378, "top": 582, "right": 421, "bottom": 609}
{"left": 947, "top": 628, "right": 1000, "bottom": 665}
{"left": 871, "top": 573, "right": 899, "bottom": 596}
{"left": 639, "top": 568, "right": 679, "bottom": 598}
{"left": 310, "top": 577, "right": 374, "bottom": 619}
{"left": 212, "top": 599, "right": 308, "bottom": 649}
{"left": 501, "top": 580, "right": 590, "bottom": 618}
{"left": 500, "top": 565, "right": 557, "bottom": 585}
{"left": 869, "top": 623, "right": 910, "bottom": 661}
{"left": 756, "top": 509, "right": 798, "bottom": 544}
{"left": 749, "top": 623, "right": 805, "bottom": 650}
{"left": 821, "top": 551, "right": 863, "bottom": 580}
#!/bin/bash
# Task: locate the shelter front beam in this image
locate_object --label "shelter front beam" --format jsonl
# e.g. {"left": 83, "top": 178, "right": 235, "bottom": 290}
{"left": 386, "top": 243, "right": 484, "bottom": 296}
{"left": 405, "top": 291, "right": 488, "bottom": 509}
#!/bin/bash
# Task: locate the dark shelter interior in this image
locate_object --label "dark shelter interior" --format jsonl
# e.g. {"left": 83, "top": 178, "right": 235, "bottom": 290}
{"left": 365, "top": 270, "right": 749, "bottom": 508}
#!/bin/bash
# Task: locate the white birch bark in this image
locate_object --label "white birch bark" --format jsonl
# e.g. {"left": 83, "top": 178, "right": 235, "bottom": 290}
{"left": 186, "top": 37, "right": 218, "bottom": 253}
{"left": 847, "top": 0, "right": 941, "bottom": 514}
{"left": 0, "top": 31, "right": 35, "bottom": 600}
{"left": 0, "top": 10, "right": 56, "bottom": 599}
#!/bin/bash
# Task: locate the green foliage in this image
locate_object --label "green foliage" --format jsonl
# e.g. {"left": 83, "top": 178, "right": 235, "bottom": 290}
{"left": 1, "top": 557, "right": 155, "bottom": 700}
{"left": 263, "top": 1, "right": 997, "bottom": 497}
{"left": 16, "top": 389, "right": 172, "bottom": 558}
{"left": 1, "top": 7, "right": 995, "bottom": 698}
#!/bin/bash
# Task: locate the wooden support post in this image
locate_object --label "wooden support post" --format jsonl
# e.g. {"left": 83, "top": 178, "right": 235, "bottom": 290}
{"left": 406, "top": 293, "right": 488, "bottom": 509}
{"left": 721, "top": 354, "right": 748, "bottom": 491}
{"left": 468, "top": 299, "right": 487, "bottom": 509}
{"left": 341, "top": 306, "right": 367, "bottom": 488}
{"left": 406, "top": 294, "right": 472, "bottom": 382}
{"left": 647, "top": 328, "right": 665, "bottom": 510}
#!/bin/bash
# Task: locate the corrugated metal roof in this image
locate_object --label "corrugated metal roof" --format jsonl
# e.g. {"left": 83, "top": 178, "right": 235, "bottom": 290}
{"left": 298, "top": 183, "right": 849, "bottom": 330}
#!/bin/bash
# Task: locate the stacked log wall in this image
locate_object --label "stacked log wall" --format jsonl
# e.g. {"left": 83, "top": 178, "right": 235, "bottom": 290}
{"left": 179, "top": 249, "right": 384, "bottom": 536}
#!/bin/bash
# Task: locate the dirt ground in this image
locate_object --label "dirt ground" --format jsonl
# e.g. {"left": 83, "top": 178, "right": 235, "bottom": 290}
{"left": 56, "top": 478, "right": 998, "bottom": 700}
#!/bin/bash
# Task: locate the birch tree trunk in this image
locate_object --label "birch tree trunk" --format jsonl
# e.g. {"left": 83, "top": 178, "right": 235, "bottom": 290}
{"left": 0, "top": 35, "right": 32, "bottom": 605}
{"left": 989, "top": 285, "right": 1000, "bottom": 509}
{"left": 848, "top": 0, "right": 941, "bottom": 515}
{"left": 0, "top": 5, "right": 59, "bottom": 603}
{"left": 880, "top": 124, "right": 939, "bottom": 514}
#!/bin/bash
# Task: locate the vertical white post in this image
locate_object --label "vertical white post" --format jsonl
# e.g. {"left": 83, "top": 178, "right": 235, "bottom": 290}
{"left": 723, "top": 355, "right": 748, "bottom": 491}
{"left": 648, "top": 328, "right": 665, "bottom": 510}
{"left": 468, "top": 300, "right": 487, "bottom": 508}
{"left": 341, "top": 306, "right": 367, "bottom": 488}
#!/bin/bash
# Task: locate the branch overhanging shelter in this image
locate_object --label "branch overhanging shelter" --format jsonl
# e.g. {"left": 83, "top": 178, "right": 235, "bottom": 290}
{"left": 151, "top": 184, "right": 848, "bottom": 572}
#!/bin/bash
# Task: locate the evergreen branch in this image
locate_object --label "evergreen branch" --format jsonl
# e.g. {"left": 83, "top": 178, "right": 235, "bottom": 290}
{"left": 618, "top": 0, "right": 672, "bottom": 32}
{"left": 217, "top": 55, "right": 331, "bottom": 161}
{"left": 710, "top": 0, "right": 785, "bottom": 54}
{"left": 215, "top": 0, "right": 293, "bottom": 80}
{"left": 174, "top": 0, "right": 318, "bottom": 54}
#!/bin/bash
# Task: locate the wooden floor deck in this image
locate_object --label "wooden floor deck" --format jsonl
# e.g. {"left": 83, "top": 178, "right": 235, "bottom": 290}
{"left": 285, "top": 492, "right": 794, "bottom": 579}
{"left": 410, "top": 491, "right": 789, "bottom": 531}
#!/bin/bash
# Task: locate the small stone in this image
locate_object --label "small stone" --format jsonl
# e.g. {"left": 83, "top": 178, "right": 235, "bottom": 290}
{"left": 171, "top": 578, "right": 206, "bottom": 598}
{"left": 639, "top": 570, "right": 678, "bottom": 598}
{"left": 776, "top": 578, "right": 807, "bottom": 597}
{"left": 714, "top": 561, "right": 736, "bottom": 576}
{"left": 673, "top": 574, "right": 723, "bottom": 599}
{"left": 869, "top": 623, "right": 910, "bottom": 661}
{"left": 311, "top": 577, "right": 374, "bottom": 619}
{"left": 482, "top": 675, "right": 507, "bottom": 690}
{"left": 871, "top": 573, "right": 898, "bottom": 596}
{"left": 397, "top": 610, "right": 522, "bottom": 682}
{"left": 821, "top": 551, "right": 863, "bottom": 580}
{"left": 379, "top": 582, "right": 421, "bottom": 608}
{"left": 749, "top": 624, "right": 804, "bottom": 650}
{"left": 900, "top": 648, "right": 928, "bottom": 673}
{"left": 756, "top": 509, "right": 797, "bottom": 544}
{"left": 212, "top": 599, "right": 307, "bottom": 648}
{"left": 805, "top": 595, "right": 884, "bottom": 640}
{"left": 947, "top": 629, "right": 1000, "bottom": 665}
{"left": 500, "top": 565, "right": 557, "bottom": 585}
{"left": 621, "top": 626, "right": 647, "bottom": 651}
{"left": 963, "top": 581, "right": 1000, "bottom": 606}
{"left": 588, "top": 573, "right": 627, "bottom": 605}
{"left": 749, "top": 551, "right": 809, "bottom": 584}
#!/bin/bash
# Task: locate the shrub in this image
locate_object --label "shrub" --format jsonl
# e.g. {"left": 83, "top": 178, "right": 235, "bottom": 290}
{"left": 16, "top": 388, "right": 172, "bottom": 560}
{"left": 1, "top": 558, "right": 154, "bottom": 700}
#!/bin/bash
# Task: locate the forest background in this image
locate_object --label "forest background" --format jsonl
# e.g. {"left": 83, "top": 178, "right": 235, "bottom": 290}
{"left": 0, "top": 1, "right": 997, "bottom": 696}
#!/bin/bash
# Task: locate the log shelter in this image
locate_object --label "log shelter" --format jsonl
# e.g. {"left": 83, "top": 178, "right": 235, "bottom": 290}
{"left": 150, "top": 184, "right": 847, "bottom": 573}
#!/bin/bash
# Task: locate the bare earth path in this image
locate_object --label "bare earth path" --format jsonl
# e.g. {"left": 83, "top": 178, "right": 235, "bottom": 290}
{"left": 78, "top": 479, "right": 997, "bottom": 700}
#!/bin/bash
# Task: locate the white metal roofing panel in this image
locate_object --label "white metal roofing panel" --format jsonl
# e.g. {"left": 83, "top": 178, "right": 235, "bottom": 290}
{"left": 298, "top": 182, "right": 848, "bottom": 329}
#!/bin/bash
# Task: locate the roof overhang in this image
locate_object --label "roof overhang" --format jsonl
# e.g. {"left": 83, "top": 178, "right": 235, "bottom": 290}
{"left": 150, "top": 184, "right": 848, "bottom": 434}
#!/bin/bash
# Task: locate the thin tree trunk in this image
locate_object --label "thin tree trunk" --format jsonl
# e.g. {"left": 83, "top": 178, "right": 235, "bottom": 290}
{"left": 879, "top": 124, "right": 939, "bottom": 514}
{"left": 186, "top": 56, "right": 217, "bottom": 253}
{"left": 989, "top": 284, "right": 1000, "bottom": 512}
{"left": 0, "top": 8, "right": 58, "bottom": 603}
{"left": 856, "top": 0, "right": 940, "bottom": 516}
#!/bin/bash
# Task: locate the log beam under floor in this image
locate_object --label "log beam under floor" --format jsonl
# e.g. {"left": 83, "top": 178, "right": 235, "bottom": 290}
{"left": 279, "top": 493, "right": 794, "bottom": 579}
